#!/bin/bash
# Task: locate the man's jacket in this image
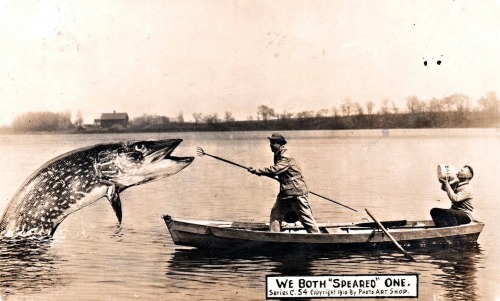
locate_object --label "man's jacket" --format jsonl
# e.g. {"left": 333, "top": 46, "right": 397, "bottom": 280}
{"left": 257, "top": 146, "right": 308, "bottom": 197}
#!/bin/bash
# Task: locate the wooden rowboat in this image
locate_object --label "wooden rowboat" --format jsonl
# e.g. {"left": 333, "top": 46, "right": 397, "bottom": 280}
{"left": 163, "top": 215, "right": 484, "bottom": 252}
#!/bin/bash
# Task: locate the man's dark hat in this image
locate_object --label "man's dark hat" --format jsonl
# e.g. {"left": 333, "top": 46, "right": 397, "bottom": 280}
{"left": 268, "top": 133, "right": 287, "bottom": 144}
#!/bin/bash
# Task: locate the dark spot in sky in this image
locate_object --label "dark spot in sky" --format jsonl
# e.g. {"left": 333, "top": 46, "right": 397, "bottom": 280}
{"left": 423, "top": 55, "right": 443, "bottom": 67}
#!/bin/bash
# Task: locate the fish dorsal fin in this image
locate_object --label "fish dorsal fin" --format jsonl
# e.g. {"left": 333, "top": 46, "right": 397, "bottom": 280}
{"left": 106, "top": 185, "right": 122, "bottom": 224}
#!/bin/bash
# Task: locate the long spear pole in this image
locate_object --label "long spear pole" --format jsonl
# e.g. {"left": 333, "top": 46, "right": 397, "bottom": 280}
{"left": 196, "top": 147, "right": 357, "bottom": 212}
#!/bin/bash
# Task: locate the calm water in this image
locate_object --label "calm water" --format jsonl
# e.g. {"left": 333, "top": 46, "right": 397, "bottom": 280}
{"left": 0, "top": 129, "right": 498, "bottom": 300}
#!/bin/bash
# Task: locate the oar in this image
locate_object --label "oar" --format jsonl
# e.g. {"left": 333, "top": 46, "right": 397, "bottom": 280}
{"left": 365, "top": 209, "right": 417, "bottom": 262}
{"left": 197, "top": 147, "right": 357, "bottom": 212}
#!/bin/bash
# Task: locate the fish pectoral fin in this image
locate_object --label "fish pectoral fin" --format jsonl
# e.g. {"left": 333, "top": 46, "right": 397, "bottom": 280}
{"left": 106, "top": 186, "right": 123, "bottom": 224}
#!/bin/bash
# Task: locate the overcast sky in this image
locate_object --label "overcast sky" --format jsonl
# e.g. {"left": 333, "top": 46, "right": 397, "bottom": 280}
{"left": 0, "top": 0, "right": 499, "bottom": 125}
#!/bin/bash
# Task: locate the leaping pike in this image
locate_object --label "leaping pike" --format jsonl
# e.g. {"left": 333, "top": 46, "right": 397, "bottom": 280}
{"left": 0, "top": 139, "right": 194, "bottom": 238}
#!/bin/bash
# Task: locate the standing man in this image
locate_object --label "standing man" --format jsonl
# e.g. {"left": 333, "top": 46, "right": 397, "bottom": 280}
{"left": 248, "top": 133, "right": 320, "bottom": 233}
{"left": 431, "top": 165, "right": 474, "bottom": 227}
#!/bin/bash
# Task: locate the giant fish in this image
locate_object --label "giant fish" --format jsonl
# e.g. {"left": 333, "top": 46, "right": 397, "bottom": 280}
{"left": 0, "top": 139, "right": 194, "bottom": 237}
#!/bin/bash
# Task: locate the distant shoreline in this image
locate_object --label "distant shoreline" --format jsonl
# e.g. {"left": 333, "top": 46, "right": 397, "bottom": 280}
{"left": 2, "top": 111, "right": 499, "bottom": 134}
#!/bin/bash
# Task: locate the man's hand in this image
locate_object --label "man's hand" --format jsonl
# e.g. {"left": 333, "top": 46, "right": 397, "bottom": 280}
{"left": 439, "top": 177, "right": 449, "bottom": 191}
{"left": 248, "top": 167, "right": 260, "bottom": 175}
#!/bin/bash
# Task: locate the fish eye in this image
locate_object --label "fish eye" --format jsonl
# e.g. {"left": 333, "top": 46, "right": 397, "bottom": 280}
{"left": 134, "top": 144, "right": 146, "bottom": 152}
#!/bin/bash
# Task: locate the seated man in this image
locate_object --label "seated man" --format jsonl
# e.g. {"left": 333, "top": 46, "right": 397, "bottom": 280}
{"left": 430, "top": 165, "right": 474, "bottom": 227}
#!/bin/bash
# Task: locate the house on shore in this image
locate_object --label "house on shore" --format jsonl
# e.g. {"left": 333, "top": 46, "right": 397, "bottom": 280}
{"left": 96, "top": 111, "right": 129, "bottom": 128}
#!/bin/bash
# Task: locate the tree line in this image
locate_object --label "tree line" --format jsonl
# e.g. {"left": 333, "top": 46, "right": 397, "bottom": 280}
{"left": 6, "top": 92, "right": 499, "bottom": 132}
{"left": 11, "top": 111, "right": 73, "bottom": 132}
{"left": 249, "top": 92, "right": 498, "bottom": 121}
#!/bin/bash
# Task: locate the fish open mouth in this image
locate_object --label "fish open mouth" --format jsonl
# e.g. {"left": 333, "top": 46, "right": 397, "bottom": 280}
{"left": 148, "top": 139, "right": 194, "bottom": 163}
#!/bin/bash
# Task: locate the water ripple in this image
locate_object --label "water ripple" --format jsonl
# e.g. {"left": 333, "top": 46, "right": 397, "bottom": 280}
{"left": 0, "top": 238, "right": 70, "bottom": 298}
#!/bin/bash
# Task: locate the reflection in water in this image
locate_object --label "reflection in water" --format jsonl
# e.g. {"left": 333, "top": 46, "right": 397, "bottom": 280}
{"left": 0, "top": 238, "right": 69, "bottom": 298}
{"left": 425, "top": 243, "right": 483, "bottom": 301}
{"left": 166, "top": 243, "right": 484, "bottom": 301}
{"left": 167, "top": 248, "right": 272, "bottom": 286}
{"left": 166, "top": 247, "right": 417, "bottom": 300}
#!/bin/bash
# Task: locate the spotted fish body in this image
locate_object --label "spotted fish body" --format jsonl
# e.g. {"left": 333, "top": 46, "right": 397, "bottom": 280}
{"left": 0, "top": 139, "right": 194, "bottom": 237}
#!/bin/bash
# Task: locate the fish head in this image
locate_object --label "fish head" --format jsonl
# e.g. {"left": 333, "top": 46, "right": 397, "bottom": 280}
{"left": 95, "top": 139, "right": 194, "bottom": 187}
